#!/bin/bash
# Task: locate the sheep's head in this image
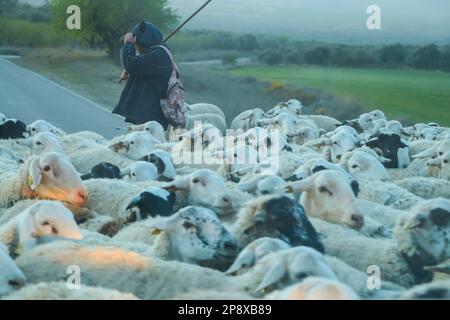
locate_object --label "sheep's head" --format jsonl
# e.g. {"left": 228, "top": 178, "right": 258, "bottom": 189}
{"left": 237, "top": 195, "right": 324, "bottom": 252}
{"left": 366, "top": 133, "right": 410, "bottom": 169}
{"left": 248, "top": 247, "right": 337, "bottom": 294}
{"left": 150, "top": 206, "right": 238, "bottom": 268}
{"left": 26, "top": 120, "right": 57, "bottom": 136}
{"left": 81, "top": 162, "right": 122, "bottom": 180}
{"left": 164, "top": 169, "right": 234, "bottom": 216}
{"left": 23, "top": 152, "right": 88, "bottom": 206}
{"left": 16, "top": 132, "right": 63, "bottom": 156}
{"left": 343, "top": 151, "right": 390, "bottom": 181}
{"left": 18, "top": 201, "right": 83, "bottom": 252}
{"left": 396, "top": 199, "right": 450, "bottom": 269}
{"left": 139, "top": 149, "right": 175, "bottom": 181}
{"left": 286, "top": 170, "right": 364, "bottom": 230}
{"left": 109, "top": 131, "right": 156, "bottom": 160}
{"left": 0, "top": 243, "right": 26, "bottom": 297}
{"left": 226, "top": 237, "right": 291, "bottom": 275}
{"left": 0, "top": 113, "right": 6, "bottom": 125}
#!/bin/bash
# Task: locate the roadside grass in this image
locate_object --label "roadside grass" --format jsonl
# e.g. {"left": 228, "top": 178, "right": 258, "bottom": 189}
{"left": 228, "top": 65, "right": 450, "bottom": 126}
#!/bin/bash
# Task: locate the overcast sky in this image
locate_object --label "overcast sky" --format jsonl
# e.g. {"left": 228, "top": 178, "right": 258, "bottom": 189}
{"left": 20, "top": 0, "right": 450, "bottom": 44}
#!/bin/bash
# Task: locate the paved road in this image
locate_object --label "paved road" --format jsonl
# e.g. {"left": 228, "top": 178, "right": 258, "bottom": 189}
{"left": 0, "top": 57, "right": 126, "bottom": 139}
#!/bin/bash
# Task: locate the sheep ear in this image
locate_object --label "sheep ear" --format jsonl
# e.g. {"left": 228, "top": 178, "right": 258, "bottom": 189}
{"left": 285, "top": 176, "right": 314, "bottom": 193}
{"left": 28, "top": 158, "right": 43, "bottom": 190}
{"left": 256, "top": 261, "right": 286, "bottom": 292}
{"left": 18, "top": 206, "right": 40, "bottom": 251}
{"left": 163, "top": 177, "right": 190, "bottom": 192}
{"left": 226, "top": 248, "right": 256, "bottom": 275}
{"left": 413, "top": 146, "right": 436, "bottom": 159}
{"left": 149, "top": 216, "right": 179, "bottom": 234}
{"left": 427, "top": 158, "right": 442, "bottom": 167}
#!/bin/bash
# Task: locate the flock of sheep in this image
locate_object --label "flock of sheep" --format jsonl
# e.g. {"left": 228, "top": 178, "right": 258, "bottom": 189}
{"left": 0, "top": 99, "right": 450, "bottom": 300}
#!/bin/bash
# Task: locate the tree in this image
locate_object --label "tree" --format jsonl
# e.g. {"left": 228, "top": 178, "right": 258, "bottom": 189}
{"left": 379, "top": 43, "right": 406, "bottom": 65}
{"left": 304, "top": 47, "right": 330, "bottom": 66}
{"left": 238, "top": 34, "right": 258, "bottom": 51}
{"left": 259, "top": 49, "right": 282, "bottom": 65}
{"left": 0, "top": 0, "right": 18, "bottom": 16}
{"left": 440, "top": 50, "right": 450, "bottom": 72}
{"left": 411, "top": 44, "right": 441, "bottom": 70}
{"left": 51, "top": 0, "right": 178, "bottom": 63}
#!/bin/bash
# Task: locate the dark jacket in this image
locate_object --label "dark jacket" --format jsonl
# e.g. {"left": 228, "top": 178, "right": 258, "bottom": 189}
{"left": 113, "top": 30, "right": 172, "bottom": 128}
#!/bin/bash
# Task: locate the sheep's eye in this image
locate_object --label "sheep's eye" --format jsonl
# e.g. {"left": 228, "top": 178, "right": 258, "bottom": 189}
{"left": 193, "top": 178, "right": 200, "bottom": 184}
{"left": 130, "top": 141, "right": 135, "bottom": 145}
{"left": 319, "top": 186, "right": 333, "bottom": 196}
{"left": 36, "top": 141, "right": 42, "bottom": 146}
{"left": 32, "top": 128, "right": 36, "bottom": 132}
{"left": 352, "top": 165, "right": 358, "bottom": 169}
{"left": 132, "top": 173, "right": 136, "bottom": 176}
{"left": 43, "top": 165, "right": 51, "bottom": 172}
{"left": 439, "top": 152, "right": 443, "bottom": 156}
{"left": 333, "top": 141, "right": 338, "bottom": 145}
{"left": 42, "top": 221, "right": 50, "bottom": 226}
{"left": 444, "top": 160, "right": 449, "bottom": 164}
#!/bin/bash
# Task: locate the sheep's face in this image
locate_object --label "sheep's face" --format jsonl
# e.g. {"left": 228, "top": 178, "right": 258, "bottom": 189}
{"left": 253, "top": 247, "right": 337, "bottom": 294}
{"left": 19, "top": 201, "right": 83, "bottom": 251}
{"left": 122, "top": 162, "right": 157, "bottom": 182}
{"left": 19, "top": 132, "right": 62, "bottom": 156}
{"left": 366, "top": 133, "right": 410, "bottom": 168}
{"left": 143, "top": 121, "right": 165, "bottom": 141}
{"left": 427, "top": 152, "right": 450, "bottom": 180}
{"left": 151, "top": 207, "right": 238, "bottom": 266}
{"left": 398, "top": 199, "right": 450, "bottom": 263}
{"left": 358, "top": 113, "right": 374, "bottom": 130}
{"left": 370, "top": 110, "right": 386, "bottom": 122}
{"left": 346, "top": 151, "right": 389, "bottom": 181}
{"left": 242, "top": 196, "right": 324, "bottom": 252}
{"left": 165, "top": 169, "right": 234, "bottom": 215}
{"left": 330, "top": 132, "right": 359, "bottom": 163}
{"left": 0, "top": 243, "right": 26, "bottom": 296}
{"left": 81, "top": 162, "right": 122, "bottom": 180}
{"left": 287, "top": 170, "right": 364, "bottom": 229}
{"left": 26, "top": 120, "right": 52, "bottom": 136}
{"left": 109, "top": 132, "right": 155, "bottom": 160}
{"left": 27, "top": 153, "right": 88, "bottom": 206}
{"left": 290, "top": 127, "right": 319, "bottom": 145}
{"left": 226, "top": 237, "right": 291, "bottom": 275}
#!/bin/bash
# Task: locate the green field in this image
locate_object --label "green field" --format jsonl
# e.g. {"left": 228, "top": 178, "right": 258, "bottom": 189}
{"left": 229, "top": 65, "right": 450, "bottom": 126}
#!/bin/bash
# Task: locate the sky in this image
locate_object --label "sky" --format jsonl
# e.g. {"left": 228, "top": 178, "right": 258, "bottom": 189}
{"left": 20, "top": 0, "right": 450, "bottom": 44}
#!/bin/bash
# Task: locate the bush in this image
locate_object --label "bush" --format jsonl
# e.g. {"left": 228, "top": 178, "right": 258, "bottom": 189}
{"left": 440, "top": 50, "right": 450, "bottom": 72}
{"left": 410, "top": 44, "right": 441, "bottom": 70}
{"left": 379, "top": 43, "right": 406, "bottom": 65}
{"left": 222, "top": 52, "right": 237, "bottom": 65}
{"left": 259, "top": 49, "right": 283, "bottom": 65}
{"left": 304, "top": 47, "right": 330, "bottom": 66}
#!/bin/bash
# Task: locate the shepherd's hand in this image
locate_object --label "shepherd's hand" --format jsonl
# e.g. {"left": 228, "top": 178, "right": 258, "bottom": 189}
{"left": 124, "top": 33, "right": 136, "bottom": 45}
{"left": 119, "top": 70, "right": 129, "bottom": 83}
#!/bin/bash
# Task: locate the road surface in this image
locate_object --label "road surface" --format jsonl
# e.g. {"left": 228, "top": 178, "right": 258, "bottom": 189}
{"left": 0, "top": 57, "right": 126, "bottom": 139}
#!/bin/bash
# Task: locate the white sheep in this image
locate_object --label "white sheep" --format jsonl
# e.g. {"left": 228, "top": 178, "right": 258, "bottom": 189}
{"left": 187, "top": 103, "right": 226, "bottom": 122}
{"left": 340, "top": 150, "right": 391, "bottom": 181}
{"left": 2, "top": 282, "right": 139, "bottom": 300}
{"left": 303, "top": 115, "right": 342, "bottom": 132}
{"left": 286, "top": 170, "right": 364, "bottom": 229}
{"left": 267, "top": 99, "right": 304, "bottom": 117}
{"left": 0, "top": 242, "right": 26, "bottom": 297}
{"left": 266, "top": 277, "right": 359, "bottom": 300}
{"left": 0, "top": 152, "right": 88, "bottom": 208}
{"left": 109, "top": 131, "right": 157, "bottom": 160}
{"left": 14, "top": 241, "right": 233, "bottom": 300}
{"left": 395, "top": 177, "right": 450, "bottom": 200}
{"left": 231, "top": 108, "right": 266, "bottom": 131}
{"left": 127, "top": 121, "right": 167, "bottom": 143}
{"left": 186, "top": 114, "right": 227, "bottom": 135}
{"left": 26, "top": 120, "right": 65, "bottom": 136}
{"left": 427, "top": 151, "right": 450, "bottom": 180}
{"left": 16, "top": 132, "right": 64, "bottom": 156}
{"left": 121, "top": 161, "right": 158, "bottom": 182}
{"left": 0, "top": 201, "right": 82, "bottom": 255}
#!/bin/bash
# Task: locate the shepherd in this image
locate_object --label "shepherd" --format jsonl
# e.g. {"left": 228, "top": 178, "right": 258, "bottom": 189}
{"left": 113, "top": 21, "right": 186, "bottom": 130}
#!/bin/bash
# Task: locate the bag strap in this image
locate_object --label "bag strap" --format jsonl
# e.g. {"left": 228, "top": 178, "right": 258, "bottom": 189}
{"left": 154, "top": 45, "right": 179, "bottom": 74}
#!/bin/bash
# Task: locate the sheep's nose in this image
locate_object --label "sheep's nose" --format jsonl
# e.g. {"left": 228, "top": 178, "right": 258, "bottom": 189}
{"left": 8, "top": 277, "right": 26, "bottom": 290}
{"left": 350, "top": 214, "right": 364, "bottom": 228}
{"left": 75, "top": 190, "right": 89, "bottom": 206}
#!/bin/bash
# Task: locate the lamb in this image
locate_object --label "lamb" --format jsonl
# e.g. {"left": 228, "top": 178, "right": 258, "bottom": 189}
{"left": 0, "top": 119, "right": 27, "bottom": 139}
{"left": 70, "top": 146, "right": 133, "bottom": 175}
{"left": 187, "top": 103, "right": 226, "bottom": 122}
{"left": 303, "top": 115, "right": 342, "bottom": 132}
{"left": 2, "top": 282, "right": 139, "bottom": 300}
{"left": 286, "top": 170, "right": 364, "bottom": 229}
{"left": 26, "top": 120, "right": 65, "bottom": 136}
{"left": 395, "top": 177, "right": 450, "bottom": 200}
{"left": 286, "top": 157, "right": 349, "bottom": 181}
{"left": 0, "top": 201, "right": 82, "bottom": 256}
{"left": 231, "top": 108, "right": 266, "bottom": 131}
{"left": 0, "top": 242, "right": 26, "bottom": 297}
{"left": 266, "top": 277, "right": 359, "bottom": 300}
{"left": 267, "top": 99, "right": 304, "bottom": 117}
{"left": 310, "top": 198, "right": 450, "bottom": 288}
{"left": 124, "top": 186, "right": 175, "bottom": 222}
{"left": 287, "top": 126, "right": 321, "bottom": 145}
{"left": 236, "top": 175, "right": 287, "bottom": 196}
{"left": 0, "top": 152, "right": 88, "bottom": 208}
{"left": 340, "top": 150, "right": 391, "bottom": 181}
{"left": 14, "top": 241, "right": 234, "bottom": 300}
{"left": 230, "top": 195, "right": 324, "bottom": 252}
{"left": 16, "top": 132, "right": 64, "bottom": 156}
{"left": 121, "top": 161, "right": 158, "bottom": 182}
{"left": 366, "top": 133, "right": 410, "bottom": 168}
{"left": 186, "top": 114, "right": 227, "bottom": 135}
{"left": 127, "top": 121, "right": 167, "bottom": 143}
{"left": 139, "top": 148, "right": 176, "bottom": 181}
{"left": 114, "top": 206, "right": 238, "bottom": 270}
{"left": 81, "top": 162, "right": 122, "bottom": 180}
{"left": 163, "top": 169, "right": 235, "bottom": 216}
{"left": 426, "top": 151, "right": 450, "bottom": 180}
{"left": 109, "top": 131, "right": 157, "bottom": 160}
